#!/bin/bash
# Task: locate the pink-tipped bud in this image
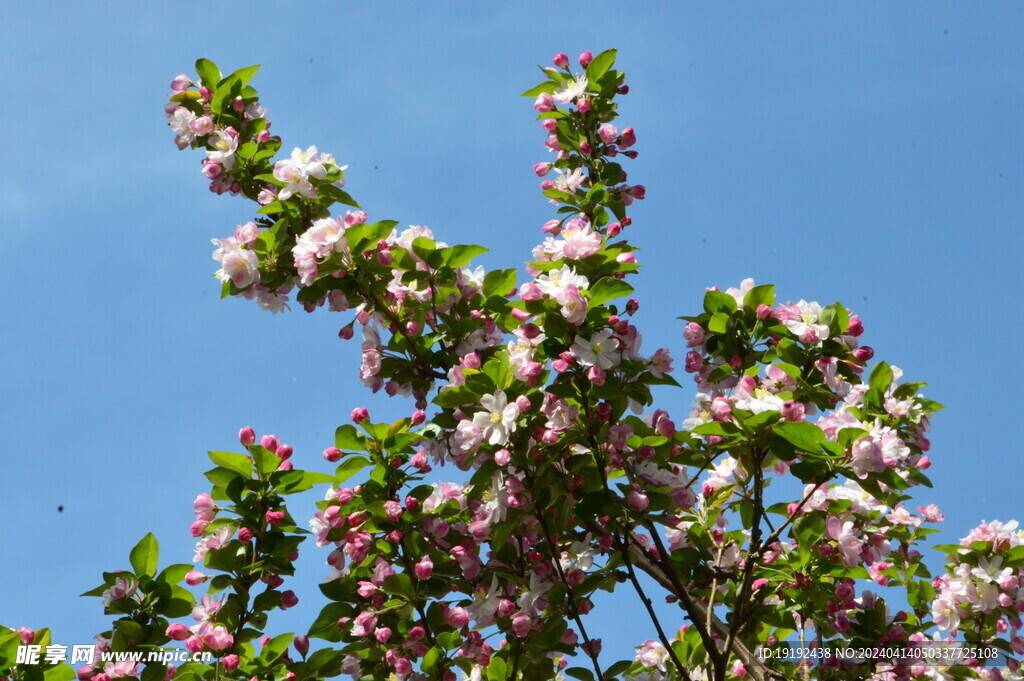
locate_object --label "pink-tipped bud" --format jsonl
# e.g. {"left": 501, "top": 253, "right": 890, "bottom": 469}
{"left": 280, "top": 590, "right": 299, "bottom": 609}
{"left": 580, "top": 140, "right": 592, "bottom": 156}
{"left": 576, "top": 98, "right": 591, "bottom": 114}
{"left": 276, "top": 444, "right": 293, "bottom": 460}
{"left": 170, "top": 74, "right": 192, "bottom": 92}
{"left": 579, "top": 50, "right": 594, "bottom": 67}
{"left": 17, "top": 628, "right": 35, "bottom": 645}
{"left": 338, "top": 324, "right": 354, "bottom": 340}
{"left": 853, "top": 346, "right": 875, "bottom": 363}
{"left": 239, "top": 426, "right": 256, "bottom": 446}
{"left": 260, "top": 434, "right": 280, "bottom": 453}
{"left": 494, "top": 449, "right": 511, "bottom": 466}
{"left": 293, "top": 635, "right": 309, "bottom": 657}
{"left": 185, "top": 570, "right": 207, "bottom": 586}
{"left": 553, "top": 53, "right": 569, "bottom": 68}
{"left": 265, "top": 510, "right": 286, "bottom": 525}
{"left": 238, "top": 527, "right": 254, "bottom": 543}
{"left": 619, "top": 127, "right": 636, "bottom": 149}
{"left": 411, "top": 410, "right": 426, "bottom": 425}
{"left": 541, "top": 119, "right": 558, "bottom": 131}
{"left": 221, "top": 655, "right": 239, "bottom": 672}
{"left": 515, "top": 395, "right": 531, "bottom": 412}
{"left": 627, "top": 490, "right": 650, "bottom": 512}
{"left": 351, "top": 407, "right": 369, "bottom": 424}
{"left": 533, "top": 162, "right": 553, "bottom": 177}
{"left": 414, "top": 556, "right": 434, "bottom": 580}
{"left": 534, "top": 93, "right": 555, "bottom": 113}
{"left": 166, "top": 623, "right": 191, "bottom": 641}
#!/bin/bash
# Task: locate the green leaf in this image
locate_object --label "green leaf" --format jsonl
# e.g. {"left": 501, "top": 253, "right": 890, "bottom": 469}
{"left": 335, "top": 457, "right": 370, "bottom": 483}
{"left": 334, "top": 424, "right": 366, "bottom": 451}
{"left": 129, "top": 533, "right": 159, "bottom": 577}
{"left": 703, "top": 289, "right": 737, "bottom": 314}
{"left": 441, "top": 244, "right": 488, "bottom": 268}
{"left": 226, "top": 64, "right": 260, "bottom": 87}
{"left": 261, "top": 632, "right": 293, "bottom": 663}
{"left": 487, "top": 657, "right": 508, "bottom": 681}
{"left": 869, "top": 361, "right": 894, "bottom": 392}
{"left": 565, "top": 668, "right": 595, "bottom": 681}
{"left": 588, "top": 278, "right": 634, "bottom": 306}
{"left": 707, "top": 312, "right": 729, "bottom": 334}
{"left": 773, "top": 422, "right": 825, "bottom": 452}
{"left": 521, "top": 81, "right": 558, "bottom": 98}
{"left": 743, "top": 284, "right": 775, "bottom": 310}
{"left": 42, "top": 665, "right": 75, "bottom": 681}
{"left": 585, "top": 49, "right": 617, "bottom": 82}
{"left": 157, "top": 563, "right": 193, "bottom": 585}
{"left": 483, "top": 268, "right": 517, "bottom": 297}
{"left": 194, "top": 58, "right": 221, "bottom": 89}
{"left": 207, "top": 451, "right": 252, "bottom": 477}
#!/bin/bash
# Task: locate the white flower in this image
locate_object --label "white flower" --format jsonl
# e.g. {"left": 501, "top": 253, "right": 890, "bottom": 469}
{"left": 571, "top": 329, "right": 620, "bottom": 369}
{"left": 272, "top": 146, "right": 328, "bottom": 200}
{"left": 782, "top": 299, "right": 830, "bottom": 341}
{"left": 553, "top": 73, "right": 589, "bottom": 103}
{"left": 554, "top": 167, "right": 587, "bottom": 193}
{"left": 168, "top": 107, "right": 197, "bottom": 145}
{"left": 472, "top": 391, "right": 520, "bottom": 446}
{"left": 535, "top": 265, "right": 589, "bottom": 302}
{"left": 206, "top": 130, "right": 238, "bottom": 169}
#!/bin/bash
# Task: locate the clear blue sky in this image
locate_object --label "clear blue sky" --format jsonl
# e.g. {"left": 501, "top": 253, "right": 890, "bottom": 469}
{"left": 2, "top": 1, "right": 1022, "bottom": 665}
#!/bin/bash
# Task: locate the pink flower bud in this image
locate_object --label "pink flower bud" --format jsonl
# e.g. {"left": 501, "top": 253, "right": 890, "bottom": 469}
{"left": 627, "top": 490, "right": 650, "bottom": 512}
{"left": 77, "top": 666, "right": 96, "bottom": 681}
{"left": 414, "top": 556, "right": 434, "bottom": 580}
{"left": 280, "top": 590, "right": 299, "bottom": 609}
{"left": 599, "top": 124, "right": 618, "bottom": 144}
{"left": 256, "top": 130, "right": 271, "bottom": 144}
{"left": 617, "top": 84, "right": 630, "bottom": 95}
{"left": 170, "top": 74, "right": 192, "bottom": 92}
{"left": 277, "top": 459, "right": 293, "bottom": 471}
{"left": 853, "top": 346, "right": 875, "bottom": 362}
{"left": 781, "top": 401, "right": 806, "bottom": 422}
{"left": 260, "top": 434, "right": 279, "bottom": 453}
{"left": 411, "top": 410, "right": 426, "bottom": 425}
{"left": 203, "top": 626, "right": 234, "bottom": 652}
{"left": 445, "top": 606, "right": 470, "bottom": 628}
{"left": 580, "top": 140, "right": 592, "bottom": 156}
{"left": 494, "top": 449, "right": 511, "bottom": 466}
{"left": 265, "top": 510, "right": 286, "bottom": 525}
{"left": 221, "top": 655, "right": 239, "bottom": 671}
{"left": 351, "top": 407, "right": 369, "bottom": 424}
{"left": 847, "top": 315, "right": 864, "bottom": 336}
{"left": 534, "top": 93, "right": 555, "bottom": 113}
{"left": 576, "top": 98, "right": 591, "bottom": 114}
{"left": 276, "top": 444, "right": 293, "bottom": 460}
{"left": 607, "top": 221, "right": 622, "bottom": 237}
{"left": 579, "top": 50, "right": 594, "bottom": 67}
{"left": 16, "top": 628, "right": 35, "bottom": 645}
{"left": 238, "top": 527, "right": 254, "bottom": 543}
{"left": 710, "top": 397, "right": 733, "bottom": 421}
{"left": 587, "top": 366, "right": 606, "bottom": 386}
{"left": 510, "top": 612, "right": 532, "bottom": 638}
{"left": 462, "top": 352, "right": 481, "bottom": 369}
{"left": 553, "top": 53, "right": 569, "bottom": 68}
{"left": 293, "top": 635, "right": 309, "bottom": 657}
{"left": 189, "top": 520, "right": 208, "bottom": 537}
{"left": 238, "top": 426, "right": 256, "bottom": 446}
{"left": 185, "top": 570, "right": 207, "bottom": 586}
{"left": 184, "top": 635, "right": 204, "bottom": 654}
{"left": 533, "top": 162, "right": 552, "bottom": 177}
{"left": 541, "top": 119, "right": 558, "bottom": 131}
{"left": 756, "top": 304, "right": 773, "bottom": 320}
{"left": 338, "top": 325, "right": 354, "bottom": 340}
{"left": 515, "top": 395, "right": 531, "bottom": 412}
{"left": 618, "top": 128, "right": 637, "bottom": 149}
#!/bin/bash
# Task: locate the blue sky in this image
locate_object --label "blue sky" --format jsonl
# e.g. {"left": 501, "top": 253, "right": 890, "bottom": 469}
{"left": 2, "top": 0, "right": 1022, "bottom": 666}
